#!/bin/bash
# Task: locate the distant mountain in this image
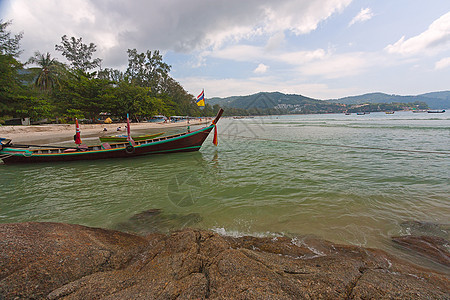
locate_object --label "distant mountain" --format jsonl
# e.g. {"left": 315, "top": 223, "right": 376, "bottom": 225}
{"left": 208, "top": 92, "right": 345, "bottom": 114}
{"left": 209, "top": 92, "right": 317, "bottom": 109}
{"left": 208, "top": 91, "right": 450, "bottom": 110}
{"left": 328, "top": 92, "right": 450, "bottom": 109}
{"left": 420, "top": 91, "right": 450, "bottom": 100}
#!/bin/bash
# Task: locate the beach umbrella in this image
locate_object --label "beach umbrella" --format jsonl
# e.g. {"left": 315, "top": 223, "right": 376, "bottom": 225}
{"left": 74, "top": 118, "right": 82, "bottom": 145}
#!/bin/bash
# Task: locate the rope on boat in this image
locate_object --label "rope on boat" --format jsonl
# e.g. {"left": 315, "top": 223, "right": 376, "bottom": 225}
{"left": 221, "top": 134, "right": 450, "bottom": 155}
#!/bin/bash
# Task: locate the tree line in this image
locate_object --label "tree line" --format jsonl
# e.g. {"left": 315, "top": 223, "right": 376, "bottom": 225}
{"left": 0, "top": 20, "right": 220, "bottom": 124}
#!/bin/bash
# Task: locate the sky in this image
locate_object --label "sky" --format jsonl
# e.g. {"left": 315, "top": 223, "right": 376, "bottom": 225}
{"left": 1, "top": 0, "right": 450, "bottom": 99}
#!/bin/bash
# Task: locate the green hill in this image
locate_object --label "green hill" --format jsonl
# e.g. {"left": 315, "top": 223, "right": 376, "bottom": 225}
{"left": 328, "top": 92, "right": 449, "bottom": 109}
{"left": 208, "top": 92, "right": 345, "bottom": 114}
{"left": 208, "top": 91, "right": 450, "bottom": 110}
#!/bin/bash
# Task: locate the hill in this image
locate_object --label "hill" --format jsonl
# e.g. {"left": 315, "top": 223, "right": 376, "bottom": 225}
{"left": 208, "top": 92, "right": 346, "bottom": 114}
{"left": 328, "top": 92, "right": 450, "bottom": 109}
{"left": 208, "top": 91, "right": 450, "bottom": 110}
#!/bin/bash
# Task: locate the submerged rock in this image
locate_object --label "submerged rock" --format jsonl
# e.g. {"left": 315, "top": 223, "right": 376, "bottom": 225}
{"left": 114, "top": 208, "right": 202, "bottom": 234}
{"left": 400, "top": 221, "right": 449, "bottom": 239}
{"left": 394, "top": 221, "right": 450, "bottom": 267}
{"left": 392, "top": 235, "right": 450, "bottom": 267}
{"left": 0, "top": 222, "right": 449, "bottom": 299}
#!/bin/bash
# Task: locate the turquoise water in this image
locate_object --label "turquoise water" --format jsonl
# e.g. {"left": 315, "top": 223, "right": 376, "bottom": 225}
{"left": 1, "top": 111, "right": 449, "bottom": 267}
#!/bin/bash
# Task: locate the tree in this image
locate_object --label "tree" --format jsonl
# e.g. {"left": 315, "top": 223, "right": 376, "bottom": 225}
{"left": 14, "top": 94, "right": 54, "bottom": 120}
{"left": 51, "top": 70, "right": 114, "bottom": 120}
{"left": 97, "top": 68, "right": 125, "bottom": 83}
{"left": 0, "top": 19, "right": 23, "bottom": 56}
{"left": 55, "top": 35, "right": 102, "bottom": 71}
{"left": 27, "top": 51, "right": 65, "bottom": 91}
{"left": 125, "top": 49, "right": 171, "bottom": 95}
{"left": 108, "top": 81, "right": 170, "bottom": 119}
{"left": 0, "top": 20, "right": 24, "bottom": 117}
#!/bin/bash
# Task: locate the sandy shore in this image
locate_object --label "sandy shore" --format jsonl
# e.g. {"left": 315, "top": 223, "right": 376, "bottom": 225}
{"left": 0, "top": 119, "right": 211, "bottom": 144}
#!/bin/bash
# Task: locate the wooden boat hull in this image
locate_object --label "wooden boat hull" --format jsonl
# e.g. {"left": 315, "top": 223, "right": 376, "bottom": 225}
{"left": 1, "top": 125, "right": 214, "bottom": 164}
{"left": 1, "top": 109, "right": 223, "bottom": 164}
{"left": 99, "top": 132, "right": 164, "bottom": 142}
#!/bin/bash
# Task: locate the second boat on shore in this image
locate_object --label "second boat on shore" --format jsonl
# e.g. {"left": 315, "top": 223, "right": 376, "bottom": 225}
{"left": 99, "top": 132, "right": 164, "bottom": 143}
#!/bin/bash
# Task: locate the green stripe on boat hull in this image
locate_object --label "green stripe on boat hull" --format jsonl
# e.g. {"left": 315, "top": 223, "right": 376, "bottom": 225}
{"left": 0, "top": 125, "right": 214, "bottom": 164}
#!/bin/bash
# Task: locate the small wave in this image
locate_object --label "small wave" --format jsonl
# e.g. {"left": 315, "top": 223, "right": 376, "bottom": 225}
{"left": 211, "top": 227, "right": 285, "bottom": 238}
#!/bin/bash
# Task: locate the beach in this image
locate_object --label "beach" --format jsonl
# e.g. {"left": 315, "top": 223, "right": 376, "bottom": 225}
{"left": 0, "top": 118, "right": 211, "bottom": 144}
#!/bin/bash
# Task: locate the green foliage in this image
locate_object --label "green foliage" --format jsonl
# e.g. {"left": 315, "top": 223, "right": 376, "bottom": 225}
{"left": 27, "top": 51, "right": 66, "bottom": 92}
{"left": 1, "top": 23, "right": 212, "bottom": 121}
{"left": 51, "top": 70, "right": 114, "bottom": 119}
{"left": 0, "top": 20, "right": 24, "bottom": 115}
{"left": 0, "top": 19, "right": 23, "bottom": 57}
{"left": 55, "top": 35, "right": 102, "bottom": 71}
{"left": 125, "top": 49, "right": 171, "bottom": 95}
{"left": 97, "top": 68, "right": 124, "bottom": 82}
{"left": 14, "top": 94, "right": 54, "bottom": 119}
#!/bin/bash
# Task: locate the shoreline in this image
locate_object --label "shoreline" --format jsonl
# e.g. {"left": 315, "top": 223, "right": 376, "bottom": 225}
{"left": 0, "top": 118, "right": 211, "bottom": 143}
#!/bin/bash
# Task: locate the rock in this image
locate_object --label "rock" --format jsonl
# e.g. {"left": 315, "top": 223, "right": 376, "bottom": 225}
{"left": 400, "top": 221, "right": 449, "bottom": 239}
{"left": 1, "top": 222, "right": 449, "bottom": 299}
{"left": 392, "top": 235, "right": 450, "bottom": 267}
{"left": 0, "top": 222, "right": 149, "bottom": 299}
{"left": 114, "top": 209, "right": 202, "bottom": 234}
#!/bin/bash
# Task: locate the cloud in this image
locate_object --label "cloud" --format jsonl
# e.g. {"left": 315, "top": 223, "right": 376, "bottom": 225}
{"left": 385, "top": 11, "right": 450, "bottom": 56}
{"left": 278, "top": 49, "right": 326, "bottom": 65}
{"left": 179, "top": 76, "right": 355, "bottom": 99}
{"left": 262, "top": 0, "right": 351, "bottom": 35}
{"left": 254, "top": 63, "right": 269, "bottom": 74}
{"left": 348, "top": 8, "right": 374, "bottom": 27}
{"left": 210, "top": 45, "right": 264, "bottom": 62}
{"left": 265, "top": 32, "right": 285, "bottom": 51}
{"left": 210, "top": 44, "right": 326, "bottom": 66}
{"left": 435, "top": 57, "right": 450, "bottom": 69}
{"left": 4, "top": 0, "right": 352, "bottom": 67}
{"left": 298, "top": 52, "right": 375, "bottom": 79}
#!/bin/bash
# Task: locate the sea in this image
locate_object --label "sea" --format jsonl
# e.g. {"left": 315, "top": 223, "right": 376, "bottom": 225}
{"left": 1, "top": 111, "right": 449, "bottom": 271}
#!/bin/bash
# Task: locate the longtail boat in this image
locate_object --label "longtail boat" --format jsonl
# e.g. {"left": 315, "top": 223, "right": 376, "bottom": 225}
{"left": 0, "top": 109, "right": 223, "bottom": 164}
{"left": 99, "top": 132, "right": 164, "bottom": 143}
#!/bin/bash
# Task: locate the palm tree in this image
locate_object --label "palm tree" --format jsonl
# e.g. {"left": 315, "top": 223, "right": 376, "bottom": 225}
{"left": 27, "top": 51, "right": 64, "bottom": 91}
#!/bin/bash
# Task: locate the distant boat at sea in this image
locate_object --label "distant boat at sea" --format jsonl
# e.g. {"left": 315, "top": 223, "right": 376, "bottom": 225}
{"left": 356, "top": 112, "right": 366, "bottom": 115}
{"left": 385, "top": 111, "right": 394, "bottom": 114}
{"left": 427, "top": 109, "right": 446, "bottom": 113}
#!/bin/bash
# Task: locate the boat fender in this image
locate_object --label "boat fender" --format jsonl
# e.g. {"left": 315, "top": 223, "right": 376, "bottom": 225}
{"left": 125, "top": 145, "right": 135, "bottom": 154}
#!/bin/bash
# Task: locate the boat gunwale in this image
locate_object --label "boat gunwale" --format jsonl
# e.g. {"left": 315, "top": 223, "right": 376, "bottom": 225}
{"left": 1, "top": 124, "right": 215, "bottom": 158}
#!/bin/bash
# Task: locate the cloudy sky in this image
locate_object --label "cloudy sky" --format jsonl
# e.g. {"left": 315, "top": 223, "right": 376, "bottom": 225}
{"left": 1, "top": 0, "right": 450, "bottom": 99}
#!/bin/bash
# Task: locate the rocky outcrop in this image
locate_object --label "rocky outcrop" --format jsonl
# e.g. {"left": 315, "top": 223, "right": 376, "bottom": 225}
{"left": 114, "top": 209, "right": 202, "bottom": 235}
{"left": 394, "top": 221, "right": 449, "bottom": 267}
{"left": 392, "top": 235, "right": 450, "bottom": 267}
{"left": 1, "top": 222, "right": 449, "bottom": 299}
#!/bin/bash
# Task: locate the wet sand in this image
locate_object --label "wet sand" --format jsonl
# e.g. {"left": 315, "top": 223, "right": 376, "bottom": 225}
{"left": 0, "top": 119, "right": 211, "bottom": 144}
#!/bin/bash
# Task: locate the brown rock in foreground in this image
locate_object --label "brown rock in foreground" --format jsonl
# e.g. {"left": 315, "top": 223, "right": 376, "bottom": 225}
{"left": 1, "top": 222, "right": 449, "bottom": 299}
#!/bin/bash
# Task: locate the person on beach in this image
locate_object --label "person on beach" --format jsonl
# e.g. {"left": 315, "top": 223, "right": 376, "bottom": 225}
{"left": 117, "top": 127, "right": 122, "bottom": 131}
